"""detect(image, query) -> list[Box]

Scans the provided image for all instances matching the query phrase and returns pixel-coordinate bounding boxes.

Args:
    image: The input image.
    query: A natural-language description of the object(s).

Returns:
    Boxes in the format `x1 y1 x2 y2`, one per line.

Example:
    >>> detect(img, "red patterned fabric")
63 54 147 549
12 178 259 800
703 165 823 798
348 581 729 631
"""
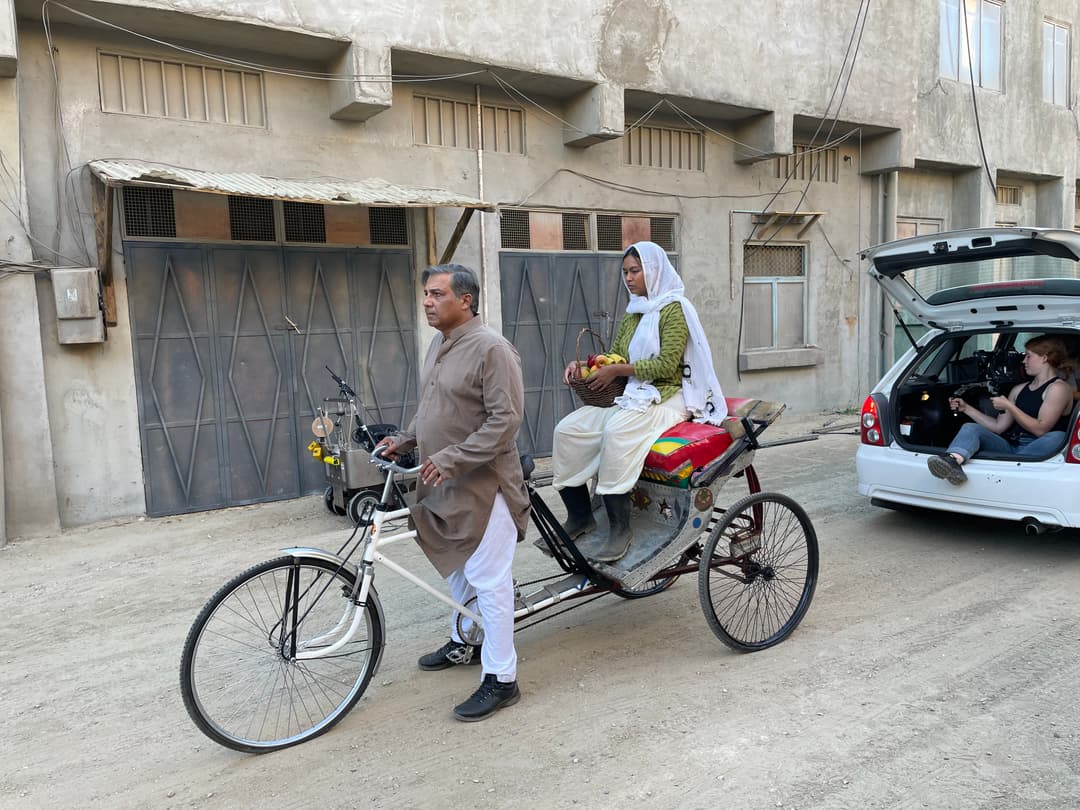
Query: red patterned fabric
638 398 756 486
644 422 734 475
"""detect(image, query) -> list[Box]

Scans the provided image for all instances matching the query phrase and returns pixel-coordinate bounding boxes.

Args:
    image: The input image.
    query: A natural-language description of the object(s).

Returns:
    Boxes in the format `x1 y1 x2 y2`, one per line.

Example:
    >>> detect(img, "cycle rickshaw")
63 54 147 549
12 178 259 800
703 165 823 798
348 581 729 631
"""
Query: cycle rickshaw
180 397 818 753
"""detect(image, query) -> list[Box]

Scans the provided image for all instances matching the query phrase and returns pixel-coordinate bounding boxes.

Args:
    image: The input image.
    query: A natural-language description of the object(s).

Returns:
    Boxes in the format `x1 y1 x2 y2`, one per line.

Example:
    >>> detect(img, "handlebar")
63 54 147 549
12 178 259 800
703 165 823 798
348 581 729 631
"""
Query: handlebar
325 365 357 399
371 444 423 476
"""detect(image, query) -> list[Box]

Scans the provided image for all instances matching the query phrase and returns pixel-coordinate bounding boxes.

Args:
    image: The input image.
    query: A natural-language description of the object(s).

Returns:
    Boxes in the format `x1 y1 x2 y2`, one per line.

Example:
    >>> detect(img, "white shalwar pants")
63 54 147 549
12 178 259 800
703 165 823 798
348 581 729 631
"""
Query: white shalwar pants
447 492 517 683
552 393 688 494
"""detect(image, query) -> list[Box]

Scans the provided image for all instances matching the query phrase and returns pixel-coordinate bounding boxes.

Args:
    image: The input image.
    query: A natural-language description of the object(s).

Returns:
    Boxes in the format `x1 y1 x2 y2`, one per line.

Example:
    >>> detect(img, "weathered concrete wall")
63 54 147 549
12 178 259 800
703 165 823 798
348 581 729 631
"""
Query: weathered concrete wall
0 79 61 541
9 0 1080 530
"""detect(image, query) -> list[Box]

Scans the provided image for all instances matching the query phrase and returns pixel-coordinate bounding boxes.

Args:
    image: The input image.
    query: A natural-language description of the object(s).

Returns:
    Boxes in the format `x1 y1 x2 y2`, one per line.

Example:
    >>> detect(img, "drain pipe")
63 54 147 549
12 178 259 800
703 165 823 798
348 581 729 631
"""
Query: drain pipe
475 84 489 323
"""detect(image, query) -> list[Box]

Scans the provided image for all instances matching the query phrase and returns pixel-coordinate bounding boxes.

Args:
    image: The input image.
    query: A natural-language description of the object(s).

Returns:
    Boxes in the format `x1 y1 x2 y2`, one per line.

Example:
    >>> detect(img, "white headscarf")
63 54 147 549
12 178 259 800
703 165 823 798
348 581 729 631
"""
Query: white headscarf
613 241 728 424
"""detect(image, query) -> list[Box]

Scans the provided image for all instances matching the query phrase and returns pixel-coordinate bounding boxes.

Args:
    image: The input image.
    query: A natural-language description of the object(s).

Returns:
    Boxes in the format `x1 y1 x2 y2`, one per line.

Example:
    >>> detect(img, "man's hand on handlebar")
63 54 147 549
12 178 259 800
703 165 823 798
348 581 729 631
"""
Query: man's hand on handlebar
373 437 401 461
418 459 445 487
373 438 443 485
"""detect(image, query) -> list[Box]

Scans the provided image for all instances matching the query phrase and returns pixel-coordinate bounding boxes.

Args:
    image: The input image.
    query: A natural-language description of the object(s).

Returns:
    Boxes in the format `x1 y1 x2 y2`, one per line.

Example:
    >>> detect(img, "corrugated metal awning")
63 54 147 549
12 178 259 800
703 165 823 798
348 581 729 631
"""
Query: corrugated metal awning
87 159 495 211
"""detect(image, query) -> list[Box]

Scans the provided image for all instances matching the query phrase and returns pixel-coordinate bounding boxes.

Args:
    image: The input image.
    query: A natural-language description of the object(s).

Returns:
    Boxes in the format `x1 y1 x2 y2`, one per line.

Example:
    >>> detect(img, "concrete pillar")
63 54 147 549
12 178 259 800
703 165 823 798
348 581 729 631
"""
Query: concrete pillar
1035 176 1067 228
0 79 62 542
563 83 624 148
951 168 996 228
328 41 393 122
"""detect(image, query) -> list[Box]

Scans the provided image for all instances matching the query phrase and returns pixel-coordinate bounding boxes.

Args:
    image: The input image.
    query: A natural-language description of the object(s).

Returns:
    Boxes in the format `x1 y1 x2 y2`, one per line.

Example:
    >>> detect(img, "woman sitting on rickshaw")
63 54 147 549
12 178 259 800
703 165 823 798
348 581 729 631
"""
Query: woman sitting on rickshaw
552 240 727 563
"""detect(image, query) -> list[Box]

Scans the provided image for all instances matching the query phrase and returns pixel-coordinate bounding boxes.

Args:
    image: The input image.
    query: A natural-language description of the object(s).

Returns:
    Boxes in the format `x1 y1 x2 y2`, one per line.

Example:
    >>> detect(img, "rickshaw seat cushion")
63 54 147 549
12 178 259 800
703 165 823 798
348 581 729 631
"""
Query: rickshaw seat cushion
642 422 734 485
641 398 765 486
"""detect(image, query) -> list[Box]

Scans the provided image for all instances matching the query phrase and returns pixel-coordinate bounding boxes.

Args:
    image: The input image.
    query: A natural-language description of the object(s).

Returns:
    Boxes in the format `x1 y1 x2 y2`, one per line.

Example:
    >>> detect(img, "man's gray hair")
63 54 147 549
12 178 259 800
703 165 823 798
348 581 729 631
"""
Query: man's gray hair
422 264 480 315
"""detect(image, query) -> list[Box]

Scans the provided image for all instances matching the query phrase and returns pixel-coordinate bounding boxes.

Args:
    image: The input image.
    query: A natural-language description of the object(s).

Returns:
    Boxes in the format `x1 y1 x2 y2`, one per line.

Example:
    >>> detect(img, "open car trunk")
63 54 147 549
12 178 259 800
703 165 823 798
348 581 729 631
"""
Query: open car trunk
887 329 1080 459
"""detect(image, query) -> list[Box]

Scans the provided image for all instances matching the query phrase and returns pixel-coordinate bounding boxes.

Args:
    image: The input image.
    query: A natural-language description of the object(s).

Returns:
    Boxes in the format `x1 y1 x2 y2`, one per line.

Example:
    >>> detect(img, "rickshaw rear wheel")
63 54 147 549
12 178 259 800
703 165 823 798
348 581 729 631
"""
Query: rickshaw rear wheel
697 492 818 651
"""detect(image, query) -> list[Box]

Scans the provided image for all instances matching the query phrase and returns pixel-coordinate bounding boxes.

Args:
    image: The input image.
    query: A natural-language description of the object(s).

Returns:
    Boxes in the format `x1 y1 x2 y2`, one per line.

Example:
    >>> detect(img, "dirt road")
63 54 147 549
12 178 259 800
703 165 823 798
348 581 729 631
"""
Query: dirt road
4 412 1079 809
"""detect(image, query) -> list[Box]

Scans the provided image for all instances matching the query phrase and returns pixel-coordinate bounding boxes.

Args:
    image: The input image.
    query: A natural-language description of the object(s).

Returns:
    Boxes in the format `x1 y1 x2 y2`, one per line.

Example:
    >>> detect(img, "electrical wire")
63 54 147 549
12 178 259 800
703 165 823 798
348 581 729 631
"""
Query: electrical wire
961 3 997 196
45 1 487 84
735 0 872 380
47 0 479 83
747 0 871 249
42 2 94 265
498 167 807 208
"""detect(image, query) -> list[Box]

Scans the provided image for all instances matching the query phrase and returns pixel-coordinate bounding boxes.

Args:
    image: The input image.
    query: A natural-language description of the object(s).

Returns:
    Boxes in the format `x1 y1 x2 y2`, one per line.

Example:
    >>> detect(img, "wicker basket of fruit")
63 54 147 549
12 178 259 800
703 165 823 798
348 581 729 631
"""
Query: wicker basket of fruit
568 328 627 408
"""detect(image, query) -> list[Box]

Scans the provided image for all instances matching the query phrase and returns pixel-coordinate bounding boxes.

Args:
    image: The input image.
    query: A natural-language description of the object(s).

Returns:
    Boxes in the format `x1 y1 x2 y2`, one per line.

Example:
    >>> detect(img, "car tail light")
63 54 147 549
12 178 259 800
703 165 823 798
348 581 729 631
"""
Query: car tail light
1066 422 1080 464
861 395 884 446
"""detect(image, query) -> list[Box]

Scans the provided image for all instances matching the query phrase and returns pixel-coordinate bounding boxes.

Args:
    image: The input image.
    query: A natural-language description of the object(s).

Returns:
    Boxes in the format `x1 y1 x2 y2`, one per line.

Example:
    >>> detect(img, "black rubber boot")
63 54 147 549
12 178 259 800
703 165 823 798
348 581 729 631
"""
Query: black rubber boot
592 493 633 563
558 484 597 540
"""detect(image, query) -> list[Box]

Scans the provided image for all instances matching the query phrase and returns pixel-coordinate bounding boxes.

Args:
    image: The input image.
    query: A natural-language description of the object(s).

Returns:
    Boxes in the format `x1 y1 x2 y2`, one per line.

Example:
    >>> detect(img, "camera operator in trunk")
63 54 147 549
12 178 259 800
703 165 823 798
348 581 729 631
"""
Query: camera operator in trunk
928 335 1076 485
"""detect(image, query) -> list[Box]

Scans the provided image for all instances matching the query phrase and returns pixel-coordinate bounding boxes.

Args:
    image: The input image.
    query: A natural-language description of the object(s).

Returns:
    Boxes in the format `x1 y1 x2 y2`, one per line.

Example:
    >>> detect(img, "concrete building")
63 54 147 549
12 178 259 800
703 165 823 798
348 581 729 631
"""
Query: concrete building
1 0 1077 540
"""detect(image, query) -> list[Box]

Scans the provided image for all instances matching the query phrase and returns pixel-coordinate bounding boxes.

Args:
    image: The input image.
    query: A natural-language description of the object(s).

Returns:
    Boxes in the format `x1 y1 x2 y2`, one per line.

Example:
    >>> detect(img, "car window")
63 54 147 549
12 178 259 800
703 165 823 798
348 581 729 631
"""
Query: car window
905 254 1080 306
957 332 997 358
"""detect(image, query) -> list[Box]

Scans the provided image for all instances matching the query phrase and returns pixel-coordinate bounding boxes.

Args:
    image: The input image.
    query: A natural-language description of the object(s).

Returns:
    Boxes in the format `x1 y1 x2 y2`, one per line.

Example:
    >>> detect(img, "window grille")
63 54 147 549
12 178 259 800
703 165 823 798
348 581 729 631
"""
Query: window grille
562 213 589 250
413 94 525 155
499 210 531 249
650 217 676 251
98 51 266 126
745 244 805 278
283 201 327 243
996 185 1022 205
742 244 807 350
625 125 704 171
775 144 839 183
596 215 623 251
122 186 176 238
228 196 276 241
369 207 409 245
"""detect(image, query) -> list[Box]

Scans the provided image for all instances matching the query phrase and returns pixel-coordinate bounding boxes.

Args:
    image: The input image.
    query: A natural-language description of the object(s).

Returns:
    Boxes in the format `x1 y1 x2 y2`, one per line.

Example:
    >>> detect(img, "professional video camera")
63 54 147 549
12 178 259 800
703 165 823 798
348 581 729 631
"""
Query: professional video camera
953 348 1026 403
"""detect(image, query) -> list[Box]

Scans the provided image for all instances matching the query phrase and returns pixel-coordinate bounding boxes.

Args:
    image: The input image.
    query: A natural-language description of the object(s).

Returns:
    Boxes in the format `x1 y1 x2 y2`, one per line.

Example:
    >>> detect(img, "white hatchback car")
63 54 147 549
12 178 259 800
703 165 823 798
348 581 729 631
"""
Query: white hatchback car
856 227 1080 533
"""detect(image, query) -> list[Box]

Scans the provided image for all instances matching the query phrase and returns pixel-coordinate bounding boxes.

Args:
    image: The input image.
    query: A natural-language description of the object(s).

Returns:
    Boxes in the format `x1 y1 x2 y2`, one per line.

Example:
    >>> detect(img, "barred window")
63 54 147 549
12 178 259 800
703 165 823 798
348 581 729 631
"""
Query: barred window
98 51 266 127
995 185 1022 205
624 125 704 171
775 144 839 183
412 95 525 155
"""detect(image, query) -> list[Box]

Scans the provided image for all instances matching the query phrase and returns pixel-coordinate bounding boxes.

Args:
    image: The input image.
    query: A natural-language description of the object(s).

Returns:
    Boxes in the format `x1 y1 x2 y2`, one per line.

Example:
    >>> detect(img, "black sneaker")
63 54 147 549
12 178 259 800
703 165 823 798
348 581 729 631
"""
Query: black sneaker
417 640 482 671
928 453 967 485
452 674 521 722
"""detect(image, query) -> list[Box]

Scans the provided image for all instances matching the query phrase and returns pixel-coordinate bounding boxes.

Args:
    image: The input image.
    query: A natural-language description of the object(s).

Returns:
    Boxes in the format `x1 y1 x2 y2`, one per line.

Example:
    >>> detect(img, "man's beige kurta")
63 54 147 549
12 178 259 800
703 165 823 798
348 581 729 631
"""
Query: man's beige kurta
392 316 530 577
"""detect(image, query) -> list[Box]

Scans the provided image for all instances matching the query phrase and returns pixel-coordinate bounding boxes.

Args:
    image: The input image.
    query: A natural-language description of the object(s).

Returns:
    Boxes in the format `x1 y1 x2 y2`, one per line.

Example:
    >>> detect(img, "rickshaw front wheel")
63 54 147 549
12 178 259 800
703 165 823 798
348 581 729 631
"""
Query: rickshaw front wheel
697 492 818 651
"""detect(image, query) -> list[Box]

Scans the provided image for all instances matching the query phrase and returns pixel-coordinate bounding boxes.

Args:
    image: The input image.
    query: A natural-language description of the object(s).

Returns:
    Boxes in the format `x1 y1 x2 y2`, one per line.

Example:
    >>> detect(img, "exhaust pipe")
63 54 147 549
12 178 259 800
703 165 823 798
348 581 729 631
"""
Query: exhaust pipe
1021 516 1048 536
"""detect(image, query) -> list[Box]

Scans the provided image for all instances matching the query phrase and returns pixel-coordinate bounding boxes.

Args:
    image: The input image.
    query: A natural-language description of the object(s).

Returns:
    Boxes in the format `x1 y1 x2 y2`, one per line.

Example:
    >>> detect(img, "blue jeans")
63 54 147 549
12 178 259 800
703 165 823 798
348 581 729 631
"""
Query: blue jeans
946 422 1066 462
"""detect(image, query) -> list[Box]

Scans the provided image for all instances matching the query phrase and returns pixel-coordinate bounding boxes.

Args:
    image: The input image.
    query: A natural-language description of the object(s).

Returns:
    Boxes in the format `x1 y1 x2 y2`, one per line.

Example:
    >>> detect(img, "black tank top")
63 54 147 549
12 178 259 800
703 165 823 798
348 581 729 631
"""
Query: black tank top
1012 378 1070 439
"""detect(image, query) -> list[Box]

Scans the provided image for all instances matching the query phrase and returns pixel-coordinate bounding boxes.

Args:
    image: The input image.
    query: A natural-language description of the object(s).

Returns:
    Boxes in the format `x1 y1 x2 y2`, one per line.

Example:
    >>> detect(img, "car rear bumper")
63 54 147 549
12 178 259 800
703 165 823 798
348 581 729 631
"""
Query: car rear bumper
856 443 1080 528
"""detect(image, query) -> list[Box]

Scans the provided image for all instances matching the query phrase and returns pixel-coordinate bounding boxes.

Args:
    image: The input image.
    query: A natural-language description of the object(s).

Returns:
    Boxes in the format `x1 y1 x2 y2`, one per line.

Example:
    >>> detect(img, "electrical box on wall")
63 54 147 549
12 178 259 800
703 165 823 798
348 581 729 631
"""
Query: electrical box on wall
51 268 105 344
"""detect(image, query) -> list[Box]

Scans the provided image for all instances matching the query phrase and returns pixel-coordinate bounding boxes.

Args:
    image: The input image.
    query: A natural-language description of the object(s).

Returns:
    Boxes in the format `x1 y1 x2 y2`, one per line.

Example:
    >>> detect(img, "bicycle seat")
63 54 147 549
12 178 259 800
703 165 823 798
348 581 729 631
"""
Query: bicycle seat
519 454 534 481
